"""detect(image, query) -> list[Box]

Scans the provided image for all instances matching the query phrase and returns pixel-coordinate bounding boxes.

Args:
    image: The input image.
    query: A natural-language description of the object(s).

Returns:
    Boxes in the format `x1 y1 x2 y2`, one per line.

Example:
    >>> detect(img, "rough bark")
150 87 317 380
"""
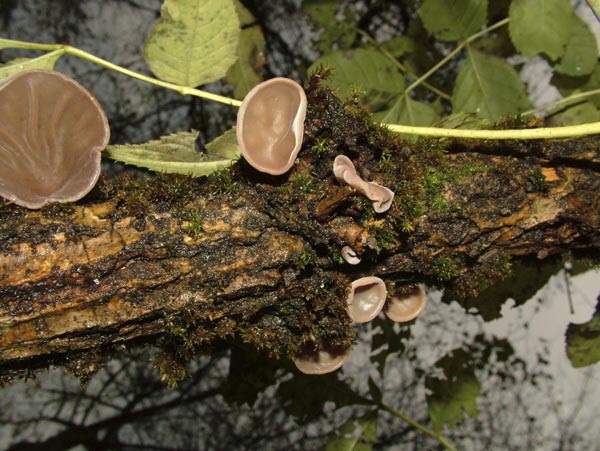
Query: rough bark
1 84 599 383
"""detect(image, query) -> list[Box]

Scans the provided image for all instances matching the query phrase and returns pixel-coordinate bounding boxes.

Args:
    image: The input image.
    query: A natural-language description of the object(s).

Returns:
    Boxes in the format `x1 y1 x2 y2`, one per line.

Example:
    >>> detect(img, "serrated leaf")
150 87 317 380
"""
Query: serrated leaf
433 112 494 130
304 0 357 53
553 65 600 108
308 48 404 111
374 94 439 126
566 299 600 368
549 101 600 126
277 373 365 422
143 0 240 87
554 15 598 77
509 0 575 60
418 0 487 41
0 50 63 79
379 36 416 58
325 411 378 451
224 0 265 99
104 128 240 177
452 48 531 120
425 348 481 432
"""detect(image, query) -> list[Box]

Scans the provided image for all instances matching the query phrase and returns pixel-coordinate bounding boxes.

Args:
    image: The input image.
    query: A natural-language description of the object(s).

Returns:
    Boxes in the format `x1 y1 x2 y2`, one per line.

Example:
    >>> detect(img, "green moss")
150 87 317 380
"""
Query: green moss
155 351 188 389
527 168 548 193
288 171 316 195
209 167 238 195
297 247 318 271
183 211 204 237
433 255 460 282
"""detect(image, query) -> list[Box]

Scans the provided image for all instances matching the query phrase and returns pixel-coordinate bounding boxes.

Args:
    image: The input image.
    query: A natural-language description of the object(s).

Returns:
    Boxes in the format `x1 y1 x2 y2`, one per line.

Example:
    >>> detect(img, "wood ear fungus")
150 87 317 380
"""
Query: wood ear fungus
386 285 427 322
346 276 387 323
236 77 307 175
0 70 109 209
333 155 394 213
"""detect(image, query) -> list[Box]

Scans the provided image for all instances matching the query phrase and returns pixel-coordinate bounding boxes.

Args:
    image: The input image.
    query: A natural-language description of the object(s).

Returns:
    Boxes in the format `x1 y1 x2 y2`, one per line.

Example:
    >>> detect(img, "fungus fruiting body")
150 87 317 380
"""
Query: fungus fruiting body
346 276 387 323
236 77 307 175
386 285 427 322
0 70 109 209
341 245 361 265
333 155 394 213
293 345 349 375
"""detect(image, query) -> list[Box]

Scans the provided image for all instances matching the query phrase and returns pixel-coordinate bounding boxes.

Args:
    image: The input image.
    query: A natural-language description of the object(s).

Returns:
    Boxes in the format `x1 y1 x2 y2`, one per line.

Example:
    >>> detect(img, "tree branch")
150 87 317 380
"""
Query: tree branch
1 83 599 383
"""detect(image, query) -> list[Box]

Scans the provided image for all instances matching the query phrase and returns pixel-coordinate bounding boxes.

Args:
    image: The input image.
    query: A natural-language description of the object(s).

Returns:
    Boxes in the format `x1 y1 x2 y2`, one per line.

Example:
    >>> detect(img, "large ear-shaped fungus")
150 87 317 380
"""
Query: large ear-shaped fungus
385 285 427 322
236 77 307 175
346 276 387 323
0 70 109 209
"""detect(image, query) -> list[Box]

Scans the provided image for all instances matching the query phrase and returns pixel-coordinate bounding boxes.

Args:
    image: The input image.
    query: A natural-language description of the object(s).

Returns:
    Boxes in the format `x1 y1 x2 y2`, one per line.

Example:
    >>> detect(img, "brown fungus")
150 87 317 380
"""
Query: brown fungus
236 77 307 175
333 155 394 213
346 276 387 323
0 70 109 209
293 344 349 375
385 285 427 322
341 245 361 265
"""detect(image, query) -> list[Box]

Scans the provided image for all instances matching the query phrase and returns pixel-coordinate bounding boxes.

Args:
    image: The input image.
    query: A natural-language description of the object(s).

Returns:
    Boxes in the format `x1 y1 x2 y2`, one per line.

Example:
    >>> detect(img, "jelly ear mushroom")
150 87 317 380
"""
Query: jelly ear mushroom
0 70 109 209
346 276 387 323
341 245 361 265
386 285 427 322
293 344 349 375
237 77 307 175
333 155 394 213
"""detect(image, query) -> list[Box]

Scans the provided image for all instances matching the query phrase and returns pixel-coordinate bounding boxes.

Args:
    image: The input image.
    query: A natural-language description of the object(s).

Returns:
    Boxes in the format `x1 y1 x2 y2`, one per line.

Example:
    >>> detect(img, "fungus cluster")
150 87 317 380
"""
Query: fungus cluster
237 78 422 375
0 70 109 209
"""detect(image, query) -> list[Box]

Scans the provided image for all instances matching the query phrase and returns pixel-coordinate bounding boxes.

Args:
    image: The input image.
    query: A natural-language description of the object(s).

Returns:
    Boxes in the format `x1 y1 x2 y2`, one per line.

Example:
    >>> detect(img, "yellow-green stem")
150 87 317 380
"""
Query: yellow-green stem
383 120 600 139
404 18 509 95
0 38 242 107
377 401 457 451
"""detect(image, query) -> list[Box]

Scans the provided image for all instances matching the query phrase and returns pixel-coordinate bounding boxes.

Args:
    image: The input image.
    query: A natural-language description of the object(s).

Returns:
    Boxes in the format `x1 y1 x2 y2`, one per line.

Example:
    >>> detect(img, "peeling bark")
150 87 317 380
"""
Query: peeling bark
1 86 599 382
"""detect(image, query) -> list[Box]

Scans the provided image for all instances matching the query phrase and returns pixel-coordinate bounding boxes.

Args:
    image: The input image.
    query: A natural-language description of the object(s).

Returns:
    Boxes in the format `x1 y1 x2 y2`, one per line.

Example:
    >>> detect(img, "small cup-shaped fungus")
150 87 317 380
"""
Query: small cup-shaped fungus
237 77 307 175
0 70 109 209
293 344 350 375
333 155 394 213
347 276 387 323
341 245 361 265
385 285 427 322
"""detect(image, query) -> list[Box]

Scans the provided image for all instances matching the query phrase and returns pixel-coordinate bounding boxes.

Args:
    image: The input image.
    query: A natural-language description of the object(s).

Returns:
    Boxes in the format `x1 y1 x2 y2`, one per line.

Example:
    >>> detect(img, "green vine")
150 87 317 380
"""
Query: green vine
2 31 599 141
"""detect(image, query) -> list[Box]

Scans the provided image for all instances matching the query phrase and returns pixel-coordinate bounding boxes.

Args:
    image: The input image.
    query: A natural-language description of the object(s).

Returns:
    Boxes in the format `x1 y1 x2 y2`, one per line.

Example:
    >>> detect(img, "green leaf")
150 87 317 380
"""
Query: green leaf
325 411 378 451
554 15 598 77
0 50 63 79
307 48 404 111
553 65 600 108
374 94 439 126
418 0 487 41
277 373 365 421
104 128 240 176
452 48 531 120
143 0 240 87
433 112 494 130
566 299 600 368
425 348 482 432
549 101 600 126
303 0 357 53
508 0 575 60
379 36 416 58
224 0 265 99
587 0 600 19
